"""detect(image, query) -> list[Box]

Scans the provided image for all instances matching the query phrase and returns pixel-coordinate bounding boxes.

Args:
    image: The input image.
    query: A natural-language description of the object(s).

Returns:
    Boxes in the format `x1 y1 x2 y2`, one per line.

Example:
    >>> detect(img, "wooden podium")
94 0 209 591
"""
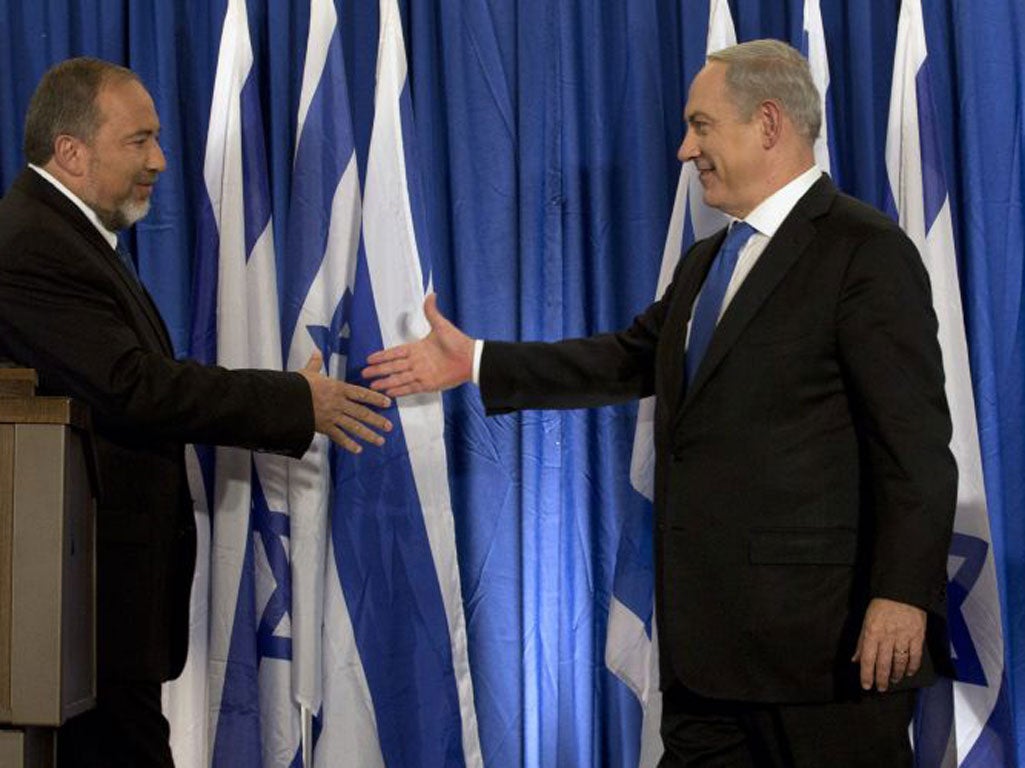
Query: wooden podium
0 370 97 768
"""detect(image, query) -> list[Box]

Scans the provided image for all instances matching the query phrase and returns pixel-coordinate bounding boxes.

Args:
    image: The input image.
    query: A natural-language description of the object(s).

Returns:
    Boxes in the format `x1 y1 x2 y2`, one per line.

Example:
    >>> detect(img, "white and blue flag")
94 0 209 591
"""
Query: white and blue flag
176 0 303 765
282 0 375 763
800 0 839 180
885 1 1013 765
606 2 735 766
283 0 483 764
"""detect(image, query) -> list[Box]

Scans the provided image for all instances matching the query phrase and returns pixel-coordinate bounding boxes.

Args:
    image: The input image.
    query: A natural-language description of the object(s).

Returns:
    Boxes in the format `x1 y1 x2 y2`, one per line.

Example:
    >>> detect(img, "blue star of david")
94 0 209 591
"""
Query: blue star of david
946 532 988 686
306 288 353 372
251 463 293 662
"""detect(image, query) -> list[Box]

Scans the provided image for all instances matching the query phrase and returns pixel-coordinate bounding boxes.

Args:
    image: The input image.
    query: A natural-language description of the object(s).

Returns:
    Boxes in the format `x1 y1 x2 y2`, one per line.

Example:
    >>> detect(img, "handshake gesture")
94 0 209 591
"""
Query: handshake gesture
302 295 465 454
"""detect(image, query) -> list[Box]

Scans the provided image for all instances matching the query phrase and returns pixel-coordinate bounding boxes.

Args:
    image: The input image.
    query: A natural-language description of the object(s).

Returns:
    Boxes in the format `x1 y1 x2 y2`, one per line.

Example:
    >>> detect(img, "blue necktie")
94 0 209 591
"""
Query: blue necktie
684 221 756 385
115 237 141 284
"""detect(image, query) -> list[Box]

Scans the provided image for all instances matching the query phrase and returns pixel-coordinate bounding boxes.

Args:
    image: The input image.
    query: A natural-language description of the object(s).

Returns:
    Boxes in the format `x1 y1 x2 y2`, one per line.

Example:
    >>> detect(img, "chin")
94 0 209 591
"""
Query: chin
120 199 152 228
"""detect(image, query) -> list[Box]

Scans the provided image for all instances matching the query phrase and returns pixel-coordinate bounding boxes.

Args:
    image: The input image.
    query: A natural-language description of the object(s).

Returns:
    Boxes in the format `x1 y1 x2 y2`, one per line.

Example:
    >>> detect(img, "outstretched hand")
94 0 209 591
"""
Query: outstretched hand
362 294 474 397
298 352 393 454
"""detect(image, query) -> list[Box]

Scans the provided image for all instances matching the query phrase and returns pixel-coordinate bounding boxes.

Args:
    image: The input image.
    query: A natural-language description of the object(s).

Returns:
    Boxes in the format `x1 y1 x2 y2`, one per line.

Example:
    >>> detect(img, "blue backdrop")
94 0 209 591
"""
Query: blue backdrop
1 0 1022 765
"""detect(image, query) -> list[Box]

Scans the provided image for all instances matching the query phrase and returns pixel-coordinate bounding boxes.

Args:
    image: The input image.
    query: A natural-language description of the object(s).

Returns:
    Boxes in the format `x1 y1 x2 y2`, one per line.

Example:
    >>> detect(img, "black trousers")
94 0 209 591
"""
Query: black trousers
57 680 174 768
658 683 916 768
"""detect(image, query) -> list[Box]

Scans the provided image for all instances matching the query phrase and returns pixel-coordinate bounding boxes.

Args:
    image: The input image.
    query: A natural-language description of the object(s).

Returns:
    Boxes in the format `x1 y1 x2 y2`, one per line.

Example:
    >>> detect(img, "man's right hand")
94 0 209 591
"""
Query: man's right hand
298 352 393 454
362 294 474 397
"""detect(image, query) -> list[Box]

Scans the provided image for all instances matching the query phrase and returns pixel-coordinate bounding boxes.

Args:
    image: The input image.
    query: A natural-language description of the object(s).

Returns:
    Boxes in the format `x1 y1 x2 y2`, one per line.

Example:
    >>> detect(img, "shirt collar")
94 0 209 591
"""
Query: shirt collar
29 164 120 250
738 165 823 238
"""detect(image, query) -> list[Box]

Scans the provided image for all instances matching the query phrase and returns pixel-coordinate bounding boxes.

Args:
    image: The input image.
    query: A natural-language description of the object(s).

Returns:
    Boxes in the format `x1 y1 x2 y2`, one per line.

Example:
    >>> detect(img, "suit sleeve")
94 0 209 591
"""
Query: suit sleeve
0 236 314 457
836 230 957 616
478 274 679 415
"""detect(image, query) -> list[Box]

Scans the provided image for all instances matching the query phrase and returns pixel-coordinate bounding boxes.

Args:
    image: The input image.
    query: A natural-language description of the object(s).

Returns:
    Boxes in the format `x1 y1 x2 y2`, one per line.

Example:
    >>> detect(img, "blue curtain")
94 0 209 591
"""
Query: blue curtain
1 0 1022 765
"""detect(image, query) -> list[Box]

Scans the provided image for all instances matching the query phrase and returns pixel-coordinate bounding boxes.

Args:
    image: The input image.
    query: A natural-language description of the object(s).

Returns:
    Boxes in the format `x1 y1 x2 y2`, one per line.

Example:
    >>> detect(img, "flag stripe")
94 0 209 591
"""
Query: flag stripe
281 29 358 353
241 74 273 259
914 63 946 234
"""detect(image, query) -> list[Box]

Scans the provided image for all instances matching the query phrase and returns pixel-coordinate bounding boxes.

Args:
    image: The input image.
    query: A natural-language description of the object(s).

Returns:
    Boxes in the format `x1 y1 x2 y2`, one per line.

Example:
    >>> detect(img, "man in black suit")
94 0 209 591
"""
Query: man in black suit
364 40 957 766
0 58 393 767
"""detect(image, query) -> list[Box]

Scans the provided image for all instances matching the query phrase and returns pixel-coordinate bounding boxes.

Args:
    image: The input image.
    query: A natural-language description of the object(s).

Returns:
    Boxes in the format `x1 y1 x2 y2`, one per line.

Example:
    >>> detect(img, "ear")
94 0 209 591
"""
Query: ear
50 134 88 178
759 100 783 149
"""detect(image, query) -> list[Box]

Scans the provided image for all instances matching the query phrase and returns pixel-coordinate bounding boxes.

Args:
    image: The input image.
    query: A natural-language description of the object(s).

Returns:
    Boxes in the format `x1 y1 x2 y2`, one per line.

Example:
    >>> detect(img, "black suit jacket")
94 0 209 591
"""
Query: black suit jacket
479 176 957 702
0 169 315 683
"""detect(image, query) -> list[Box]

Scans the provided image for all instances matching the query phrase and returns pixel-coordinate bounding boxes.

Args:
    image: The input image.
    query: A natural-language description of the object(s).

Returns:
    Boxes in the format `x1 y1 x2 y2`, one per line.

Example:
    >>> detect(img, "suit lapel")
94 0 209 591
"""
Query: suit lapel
17 170 175 356
676 177 837 422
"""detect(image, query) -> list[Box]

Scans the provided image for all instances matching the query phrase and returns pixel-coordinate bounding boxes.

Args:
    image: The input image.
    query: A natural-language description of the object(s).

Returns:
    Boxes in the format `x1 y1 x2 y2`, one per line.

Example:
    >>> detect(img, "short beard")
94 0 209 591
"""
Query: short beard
96 198 151 232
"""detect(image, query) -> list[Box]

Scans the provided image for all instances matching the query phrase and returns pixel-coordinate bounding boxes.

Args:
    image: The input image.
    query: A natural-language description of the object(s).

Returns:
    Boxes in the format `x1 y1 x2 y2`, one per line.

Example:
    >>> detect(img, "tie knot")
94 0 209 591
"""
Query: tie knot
722 221 756 256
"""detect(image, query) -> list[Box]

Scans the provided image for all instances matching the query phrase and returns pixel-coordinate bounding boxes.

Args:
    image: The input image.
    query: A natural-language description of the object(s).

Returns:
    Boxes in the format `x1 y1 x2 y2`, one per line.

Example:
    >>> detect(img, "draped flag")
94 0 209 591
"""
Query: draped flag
308 0 483 765
162 448 212 768
181 0 303 764
605 2 735 766
282 0 374 763
885 1 1013 765
800 0 840 180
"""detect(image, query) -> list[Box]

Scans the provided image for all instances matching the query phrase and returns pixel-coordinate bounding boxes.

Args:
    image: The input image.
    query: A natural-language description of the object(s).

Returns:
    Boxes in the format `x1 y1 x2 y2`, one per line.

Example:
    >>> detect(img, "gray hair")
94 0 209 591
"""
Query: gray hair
707 39 822 143
23 57 140 165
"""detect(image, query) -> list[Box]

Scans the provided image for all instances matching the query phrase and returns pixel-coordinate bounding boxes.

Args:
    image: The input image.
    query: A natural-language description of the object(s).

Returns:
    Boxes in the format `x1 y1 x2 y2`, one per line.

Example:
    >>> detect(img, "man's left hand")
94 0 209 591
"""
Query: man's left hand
851 597 927 692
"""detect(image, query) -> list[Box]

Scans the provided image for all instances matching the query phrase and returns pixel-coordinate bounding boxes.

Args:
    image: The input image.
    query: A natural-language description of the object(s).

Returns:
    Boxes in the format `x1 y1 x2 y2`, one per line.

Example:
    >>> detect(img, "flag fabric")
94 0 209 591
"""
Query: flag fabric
884 1 1014 765
161 447 212 768
281 0 373 762
304 0 483 765
800 0 840 181
606 2 736 766
180 0 303 764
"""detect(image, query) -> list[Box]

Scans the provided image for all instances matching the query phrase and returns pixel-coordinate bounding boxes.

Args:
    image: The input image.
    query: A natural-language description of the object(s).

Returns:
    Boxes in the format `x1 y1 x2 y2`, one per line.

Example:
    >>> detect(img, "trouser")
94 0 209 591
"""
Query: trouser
658 682 916 768
57 680 174 768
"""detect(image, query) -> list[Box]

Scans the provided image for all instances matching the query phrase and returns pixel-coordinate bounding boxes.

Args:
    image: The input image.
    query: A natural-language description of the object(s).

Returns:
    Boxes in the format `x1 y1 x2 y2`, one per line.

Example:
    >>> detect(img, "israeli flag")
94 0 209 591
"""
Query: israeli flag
282 0 374 763
182 0 302 764
161 447 211 768
885 1 1013 765
309 0 483 765
605 2 735 766
800 0 839 180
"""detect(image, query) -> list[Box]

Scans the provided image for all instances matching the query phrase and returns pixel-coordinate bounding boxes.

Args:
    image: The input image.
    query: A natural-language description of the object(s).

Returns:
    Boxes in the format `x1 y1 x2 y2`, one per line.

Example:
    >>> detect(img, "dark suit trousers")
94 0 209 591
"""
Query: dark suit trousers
57 681 174 768
659 683 915 768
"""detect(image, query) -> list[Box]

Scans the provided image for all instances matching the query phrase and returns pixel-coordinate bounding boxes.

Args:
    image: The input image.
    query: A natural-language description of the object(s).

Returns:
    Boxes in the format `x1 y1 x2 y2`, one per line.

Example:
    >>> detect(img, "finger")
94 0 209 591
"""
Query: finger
362 358 412 380
335 414 386 447
424 293 445 329
341 400 393 432
371 380 429 398
365 346 411 366
303 350 325 374
858 637 877 690
890 649 909 683
906 639 924 678
874 641 895 692
342 382 392 410
326 425 362 454
367 372 421 395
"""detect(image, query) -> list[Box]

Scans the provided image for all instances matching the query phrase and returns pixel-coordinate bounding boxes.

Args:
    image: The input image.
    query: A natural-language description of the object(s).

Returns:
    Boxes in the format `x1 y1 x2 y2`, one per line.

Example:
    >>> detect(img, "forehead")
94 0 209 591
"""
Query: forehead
94 78 159 134
685 62 735 118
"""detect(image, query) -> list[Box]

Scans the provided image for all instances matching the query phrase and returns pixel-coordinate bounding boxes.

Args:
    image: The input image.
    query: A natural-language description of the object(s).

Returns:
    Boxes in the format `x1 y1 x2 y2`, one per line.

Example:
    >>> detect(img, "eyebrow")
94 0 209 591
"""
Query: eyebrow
686 111 713 124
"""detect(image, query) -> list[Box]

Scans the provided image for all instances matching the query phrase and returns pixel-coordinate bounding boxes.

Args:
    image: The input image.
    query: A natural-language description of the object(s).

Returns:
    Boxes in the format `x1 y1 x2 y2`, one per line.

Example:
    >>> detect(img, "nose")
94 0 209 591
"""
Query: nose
149 138 167 173
678 126 698 163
